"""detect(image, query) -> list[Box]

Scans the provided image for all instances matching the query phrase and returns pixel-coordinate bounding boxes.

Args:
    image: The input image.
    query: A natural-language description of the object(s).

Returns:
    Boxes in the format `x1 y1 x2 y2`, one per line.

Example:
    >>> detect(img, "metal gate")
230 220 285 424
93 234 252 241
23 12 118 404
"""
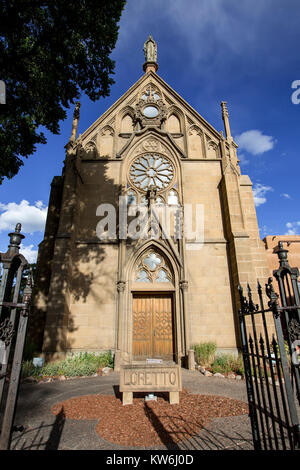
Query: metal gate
0 224 32 450
238 242 300 450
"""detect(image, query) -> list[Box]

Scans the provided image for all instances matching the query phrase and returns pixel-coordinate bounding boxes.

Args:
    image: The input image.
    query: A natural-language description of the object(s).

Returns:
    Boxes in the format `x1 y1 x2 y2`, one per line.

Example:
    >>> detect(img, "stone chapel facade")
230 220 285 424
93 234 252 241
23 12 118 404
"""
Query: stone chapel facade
33 37 270 369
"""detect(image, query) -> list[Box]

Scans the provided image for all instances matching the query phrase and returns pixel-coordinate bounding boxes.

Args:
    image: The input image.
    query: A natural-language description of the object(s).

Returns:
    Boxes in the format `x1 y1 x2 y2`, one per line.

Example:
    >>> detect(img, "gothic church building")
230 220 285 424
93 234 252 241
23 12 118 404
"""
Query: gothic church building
34 37 270 369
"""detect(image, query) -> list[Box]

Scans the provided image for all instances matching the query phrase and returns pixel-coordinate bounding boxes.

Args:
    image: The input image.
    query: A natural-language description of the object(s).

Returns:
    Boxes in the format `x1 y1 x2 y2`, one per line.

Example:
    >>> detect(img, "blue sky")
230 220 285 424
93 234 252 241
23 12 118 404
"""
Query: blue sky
1 0 300 261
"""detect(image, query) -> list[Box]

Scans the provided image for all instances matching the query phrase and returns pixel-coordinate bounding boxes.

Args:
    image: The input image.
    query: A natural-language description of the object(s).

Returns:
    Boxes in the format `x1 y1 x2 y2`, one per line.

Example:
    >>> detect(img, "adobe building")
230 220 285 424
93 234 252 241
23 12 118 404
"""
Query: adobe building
33 37 270 369
263 235 300 293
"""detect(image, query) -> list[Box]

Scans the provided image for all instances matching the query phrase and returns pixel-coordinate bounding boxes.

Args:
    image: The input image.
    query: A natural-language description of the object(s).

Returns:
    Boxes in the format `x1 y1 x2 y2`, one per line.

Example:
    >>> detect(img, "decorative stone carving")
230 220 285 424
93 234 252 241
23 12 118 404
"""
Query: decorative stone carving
141 84 160 102
180 280 188 291
117 280 126 292
143 138 160 152
134 85 166 129
101 125 114 137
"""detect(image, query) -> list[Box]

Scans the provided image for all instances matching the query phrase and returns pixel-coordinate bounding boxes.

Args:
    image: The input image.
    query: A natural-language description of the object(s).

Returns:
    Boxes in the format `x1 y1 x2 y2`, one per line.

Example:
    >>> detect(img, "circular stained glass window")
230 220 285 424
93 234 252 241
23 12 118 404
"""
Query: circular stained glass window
129 154 174 192
143 106 159 118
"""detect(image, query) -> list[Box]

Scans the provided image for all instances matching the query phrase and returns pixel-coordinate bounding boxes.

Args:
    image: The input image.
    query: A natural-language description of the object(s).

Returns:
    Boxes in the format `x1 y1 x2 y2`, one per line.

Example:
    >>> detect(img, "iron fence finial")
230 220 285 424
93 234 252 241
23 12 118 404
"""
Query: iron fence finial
8 223 25 253
275 241 289 268
257 279 262 292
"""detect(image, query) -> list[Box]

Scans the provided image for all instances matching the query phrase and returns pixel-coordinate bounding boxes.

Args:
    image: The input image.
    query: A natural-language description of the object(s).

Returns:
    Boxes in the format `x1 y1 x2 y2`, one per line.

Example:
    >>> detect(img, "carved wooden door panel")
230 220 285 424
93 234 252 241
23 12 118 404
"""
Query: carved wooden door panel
132 294 174 359
152 295 173 358
132 295 152 358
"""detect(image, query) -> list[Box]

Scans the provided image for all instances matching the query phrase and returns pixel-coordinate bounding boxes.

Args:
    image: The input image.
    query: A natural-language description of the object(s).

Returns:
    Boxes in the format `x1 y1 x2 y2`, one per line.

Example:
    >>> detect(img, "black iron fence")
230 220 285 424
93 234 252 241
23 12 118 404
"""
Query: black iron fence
0 224 32 450
238 242 300 450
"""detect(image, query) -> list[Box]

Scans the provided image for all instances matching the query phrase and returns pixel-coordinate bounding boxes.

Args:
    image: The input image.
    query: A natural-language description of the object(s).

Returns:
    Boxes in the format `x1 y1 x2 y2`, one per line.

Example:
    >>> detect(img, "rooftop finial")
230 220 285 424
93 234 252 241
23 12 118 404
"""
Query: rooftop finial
143 35 158 73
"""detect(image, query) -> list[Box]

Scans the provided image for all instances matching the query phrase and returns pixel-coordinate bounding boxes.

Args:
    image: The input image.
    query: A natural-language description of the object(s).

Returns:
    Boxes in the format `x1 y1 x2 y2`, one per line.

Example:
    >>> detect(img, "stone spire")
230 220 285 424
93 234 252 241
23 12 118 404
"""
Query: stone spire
143 35 158 73
221 101 233 142
69 101 81 142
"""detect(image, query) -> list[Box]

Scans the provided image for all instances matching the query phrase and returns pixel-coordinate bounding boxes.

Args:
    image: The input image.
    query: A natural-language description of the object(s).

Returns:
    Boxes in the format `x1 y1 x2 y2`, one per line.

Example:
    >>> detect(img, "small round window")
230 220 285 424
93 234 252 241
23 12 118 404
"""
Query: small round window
143 106 159 118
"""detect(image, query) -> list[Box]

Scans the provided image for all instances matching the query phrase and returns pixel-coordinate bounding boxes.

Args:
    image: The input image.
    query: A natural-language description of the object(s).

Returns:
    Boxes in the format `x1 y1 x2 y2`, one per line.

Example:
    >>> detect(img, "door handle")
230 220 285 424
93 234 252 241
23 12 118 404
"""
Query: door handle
153 328 156 337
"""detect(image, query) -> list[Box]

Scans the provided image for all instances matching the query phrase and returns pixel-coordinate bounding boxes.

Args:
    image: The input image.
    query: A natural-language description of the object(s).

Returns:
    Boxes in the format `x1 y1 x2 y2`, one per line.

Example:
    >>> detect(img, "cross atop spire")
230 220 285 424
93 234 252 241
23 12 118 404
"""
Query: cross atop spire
143 35 158 73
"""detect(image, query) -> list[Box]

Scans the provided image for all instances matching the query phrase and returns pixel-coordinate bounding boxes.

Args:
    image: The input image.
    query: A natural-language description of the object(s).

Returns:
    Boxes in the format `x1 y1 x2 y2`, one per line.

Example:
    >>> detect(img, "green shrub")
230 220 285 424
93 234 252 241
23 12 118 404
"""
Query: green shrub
192 342 217 367
211 353 244 376
21 351 114 379
211 364 225 375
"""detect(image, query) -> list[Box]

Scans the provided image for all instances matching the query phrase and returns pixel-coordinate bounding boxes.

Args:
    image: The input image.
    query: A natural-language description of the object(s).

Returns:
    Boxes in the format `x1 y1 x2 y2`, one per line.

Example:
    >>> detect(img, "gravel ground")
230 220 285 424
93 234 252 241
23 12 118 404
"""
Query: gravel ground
7 369 254 450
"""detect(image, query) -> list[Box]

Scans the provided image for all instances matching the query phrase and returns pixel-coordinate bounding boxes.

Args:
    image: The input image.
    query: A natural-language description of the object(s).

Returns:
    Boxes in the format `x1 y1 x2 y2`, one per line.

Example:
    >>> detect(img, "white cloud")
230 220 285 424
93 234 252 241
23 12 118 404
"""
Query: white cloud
281 193 291 200
253 183 273 207
285 221 300 236
235 130 275 156
0 200 47 233
20 244 38 263
238 153 249 165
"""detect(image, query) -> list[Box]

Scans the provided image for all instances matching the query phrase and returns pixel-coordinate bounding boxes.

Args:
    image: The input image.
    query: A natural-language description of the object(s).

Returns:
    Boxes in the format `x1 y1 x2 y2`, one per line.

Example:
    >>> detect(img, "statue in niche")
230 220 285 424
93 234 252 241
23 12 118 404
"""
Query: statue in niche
143 35 157 63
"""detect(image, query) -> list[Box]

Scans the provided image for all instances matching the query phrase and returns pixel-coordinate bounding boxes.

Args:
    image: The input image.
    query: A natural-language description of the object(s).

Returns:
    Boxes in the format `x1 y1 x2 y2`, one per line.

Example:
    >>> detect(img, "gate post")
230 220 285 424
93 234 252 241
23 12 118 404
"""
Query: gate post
266 277 300 449
0 272 33 450
238 286 261 450
0 224 32 450
273 242 300 406
0 224 27 408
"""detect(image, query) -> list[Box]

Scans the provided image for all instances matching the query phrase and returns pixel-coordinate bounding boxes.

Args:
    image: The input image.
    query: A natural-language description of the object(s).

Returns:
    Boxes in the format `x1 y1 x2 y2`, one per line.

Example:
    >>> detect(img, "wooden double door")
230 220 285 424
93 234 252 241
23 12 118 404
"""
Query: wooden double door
132 293 174 360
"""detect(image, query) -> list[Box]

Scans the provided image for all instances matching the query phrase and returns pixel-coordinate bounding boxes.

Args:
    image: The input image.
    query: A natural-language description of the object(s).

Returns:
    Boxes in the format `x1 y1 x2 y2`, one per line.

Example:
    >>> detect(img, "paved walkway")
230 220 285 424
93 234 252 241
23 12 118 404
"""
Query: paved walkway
9 370 253 450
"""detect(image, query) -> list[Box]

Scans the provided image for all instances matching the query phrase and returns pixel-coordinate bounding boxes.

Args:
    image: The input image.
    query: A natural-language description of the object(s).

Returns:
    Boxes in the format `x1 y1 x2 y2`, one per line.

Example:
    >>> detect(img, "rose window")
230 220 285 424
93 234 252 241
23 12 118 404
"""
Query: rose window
129 154 174 191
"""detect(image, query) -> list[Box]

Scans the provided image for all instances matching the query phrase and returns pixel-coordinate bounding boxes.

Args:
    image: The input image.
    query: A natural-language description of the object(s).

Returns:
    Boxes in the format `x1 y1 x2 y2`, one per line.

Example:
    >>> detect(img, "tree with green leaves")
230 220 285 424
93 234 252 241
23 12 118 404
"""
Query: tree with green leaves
0 0 126 183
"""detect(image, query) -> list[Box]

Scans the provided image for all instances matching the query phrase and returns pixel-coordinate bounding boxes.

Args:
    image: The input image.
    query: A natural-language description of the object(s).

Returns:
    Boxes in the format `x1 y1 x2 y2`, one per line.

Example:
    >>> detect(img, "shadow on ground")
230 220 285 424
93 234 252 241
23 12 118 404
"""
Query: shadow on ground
8 371 253 450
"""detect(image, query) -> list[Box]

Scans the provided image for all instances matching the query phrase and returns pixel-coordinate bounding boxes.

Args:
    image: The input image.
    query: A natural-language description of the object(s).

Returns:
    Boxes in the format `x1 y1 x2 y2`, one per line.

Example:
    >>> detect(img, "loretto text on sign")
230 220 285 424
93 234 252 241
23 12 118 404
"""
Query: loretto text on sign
120 365 182 392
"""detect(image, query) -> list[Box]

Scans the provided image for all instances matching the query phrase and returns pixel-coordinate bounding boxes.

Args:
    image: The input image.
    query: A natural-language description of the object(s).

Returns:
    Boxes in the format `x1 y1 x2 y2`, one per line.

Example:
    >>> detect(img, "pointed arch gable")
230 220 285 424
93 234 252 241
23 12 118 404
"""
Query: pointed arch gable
125 239 180 286
119 105 135 120
121 129 183 166
116 126 187 160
